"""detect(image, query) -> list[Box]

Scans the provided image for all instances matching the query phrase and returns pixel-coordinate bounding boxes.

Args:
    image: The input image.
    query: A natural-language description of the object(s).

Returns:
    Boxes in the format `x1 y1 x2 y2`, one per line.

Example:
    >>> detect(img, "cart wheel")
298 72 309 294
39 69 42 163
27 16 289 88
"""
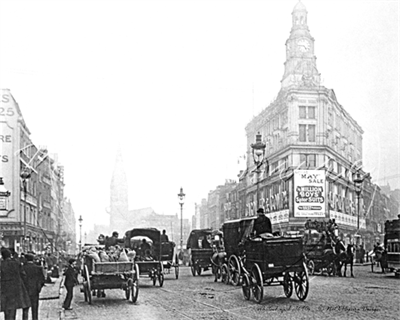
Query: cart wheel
294 264 309 301
307 260 315 276
221 264 229 284
251 264 264 304
84 266 92 305
130 275 139 303
158 273 164 287
326 262 334 276
241 273 251 300
191 261 196 276
196 265 202 276
283 272 293 298
229 255 241 286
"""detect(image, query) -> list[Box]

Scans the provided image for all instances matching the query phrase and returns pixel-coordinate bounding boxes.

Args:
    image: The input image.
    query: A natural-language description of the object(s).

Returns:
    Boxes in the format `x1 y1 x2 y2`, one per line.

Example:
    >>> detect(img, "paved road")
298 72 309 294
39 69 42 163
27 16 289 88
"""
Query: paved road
60 264 399 320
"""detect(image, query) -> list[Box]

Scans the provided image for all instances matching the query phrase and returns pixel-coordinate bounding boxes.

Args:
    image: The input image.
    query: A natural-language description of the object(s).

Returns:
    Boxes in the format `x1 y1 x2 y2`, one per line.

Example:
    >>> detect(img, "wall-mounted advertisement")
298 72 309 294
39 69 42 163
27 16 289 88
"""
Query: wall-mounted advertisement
294 170 326 218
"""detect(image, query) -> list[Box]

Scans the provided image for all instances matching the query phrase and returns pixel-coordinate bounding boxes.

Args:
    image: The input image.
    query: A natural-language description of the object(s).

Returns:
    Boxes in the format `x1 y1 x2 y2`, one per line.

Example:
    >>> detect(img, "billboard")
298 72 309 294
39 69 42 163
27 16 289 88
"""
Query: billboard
294 170 326 218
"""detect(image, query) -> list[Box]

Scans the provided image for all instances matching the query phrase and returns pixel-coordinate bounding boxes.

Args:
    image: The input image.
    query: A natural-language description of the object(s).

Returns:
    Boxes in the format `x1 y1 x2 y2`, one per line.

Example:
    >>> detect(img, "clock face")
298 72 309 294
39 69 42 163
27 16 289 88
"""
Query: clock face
297 39 310 52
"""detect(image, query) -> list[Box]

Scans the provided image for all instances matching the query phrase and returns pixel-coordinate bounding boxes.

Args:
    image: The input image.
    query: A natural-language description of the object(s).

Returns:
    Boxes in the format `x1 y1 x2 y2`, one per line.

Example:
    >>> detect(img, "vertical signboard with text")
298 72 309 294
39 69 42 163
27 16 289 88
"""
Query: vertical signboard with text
294 170 326 218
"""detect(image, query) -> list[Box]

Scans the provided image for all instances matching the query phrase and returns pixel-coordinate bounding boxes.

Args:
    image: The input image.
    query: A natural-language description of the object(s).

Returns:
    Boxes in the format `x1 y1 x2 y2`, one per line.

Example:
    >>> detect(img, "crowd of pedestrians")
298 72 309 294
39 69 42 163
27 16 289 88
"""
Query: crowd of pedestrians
0 247 79 320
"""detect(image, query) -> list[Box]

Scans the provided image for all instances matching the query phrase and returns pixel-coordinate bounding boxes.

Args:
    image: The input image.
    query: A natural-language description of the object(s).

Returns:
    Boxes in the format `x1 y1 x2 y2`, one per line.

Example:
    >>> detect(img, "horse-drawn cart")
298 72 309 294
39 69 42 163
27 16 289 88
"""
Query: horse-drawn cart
124 228 165 287
81 257 139 304
161 241 179 279
241 234 310 303
187 229 214 276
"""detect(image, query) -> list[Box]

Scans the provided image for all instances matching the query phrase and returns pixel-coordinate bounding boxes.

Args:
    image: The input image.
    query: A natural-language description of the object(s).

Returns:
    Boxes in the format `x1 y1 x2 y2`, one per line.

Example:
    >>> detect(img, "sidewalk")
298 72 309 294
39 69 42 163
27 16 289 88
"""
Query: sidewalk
0 276 63 320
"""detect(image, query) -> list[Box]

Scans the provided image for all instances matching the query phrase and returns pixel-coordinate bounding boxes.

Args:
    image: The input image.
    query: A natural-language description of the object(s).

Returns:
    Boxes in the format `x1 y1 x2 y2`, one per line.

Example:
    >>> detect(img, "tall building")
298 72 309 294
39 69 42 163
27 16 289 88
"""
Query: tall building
244 1 365 245
109 148 129 233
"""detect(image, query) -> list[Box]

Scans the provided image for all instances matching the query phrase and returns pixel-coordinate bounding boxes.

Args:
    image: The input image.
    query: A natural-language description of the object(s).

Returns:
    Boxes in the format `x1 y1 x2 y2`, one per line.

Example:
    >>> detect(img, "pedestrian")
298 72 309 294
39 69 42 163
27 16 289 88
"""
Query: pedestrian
22 253 45 320
253 208 272 237
62 258 78 311
160 230 169 242
1 248 31 320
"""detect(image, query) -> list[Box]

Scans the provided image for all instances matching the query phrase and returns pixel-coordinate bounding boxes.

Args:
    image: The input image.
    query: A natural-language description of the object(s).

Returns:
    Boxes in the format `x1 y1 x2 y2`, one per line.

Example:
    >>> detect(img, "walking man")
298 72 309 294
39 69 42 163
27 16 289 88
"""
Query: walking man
62 258 78 311
22 254 45 320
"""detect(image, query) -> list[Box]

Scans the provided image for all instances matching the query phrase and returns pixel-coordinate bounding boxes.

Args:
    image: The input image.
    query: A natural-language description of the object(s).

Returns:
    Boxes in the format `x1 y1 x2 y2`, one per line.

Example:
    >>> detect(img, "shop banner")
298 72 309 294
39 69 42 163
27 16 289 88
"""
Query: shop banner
294 170 326 217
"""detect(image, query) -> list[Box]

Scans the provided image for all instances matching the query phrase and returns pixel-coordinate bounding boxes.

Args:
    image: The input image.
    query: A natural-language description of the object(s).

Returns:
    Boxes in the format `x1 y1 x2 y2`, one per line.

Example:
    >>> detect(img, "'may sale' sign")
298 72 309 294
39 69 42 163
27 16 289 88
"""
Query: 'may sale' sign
294 170 326 218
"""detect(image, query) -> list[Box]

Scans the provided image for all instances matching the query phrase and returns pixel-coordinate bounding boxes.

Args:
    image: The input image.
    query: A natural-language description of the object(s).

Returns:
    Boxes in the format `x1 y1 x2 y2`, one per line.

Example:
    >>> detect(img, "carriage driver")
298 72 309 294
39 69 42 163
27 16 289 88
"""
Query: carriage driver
253 208 273 238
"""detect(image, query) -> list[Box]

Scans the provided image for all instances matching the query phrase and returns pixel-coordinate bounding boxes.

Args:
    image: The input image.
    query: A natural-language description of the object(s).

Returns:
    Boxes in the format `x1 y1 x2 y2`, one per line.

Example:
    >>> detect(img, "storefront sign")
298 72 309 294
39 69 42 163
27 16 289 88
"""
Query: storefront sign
294 170 326 217
329 210 366 229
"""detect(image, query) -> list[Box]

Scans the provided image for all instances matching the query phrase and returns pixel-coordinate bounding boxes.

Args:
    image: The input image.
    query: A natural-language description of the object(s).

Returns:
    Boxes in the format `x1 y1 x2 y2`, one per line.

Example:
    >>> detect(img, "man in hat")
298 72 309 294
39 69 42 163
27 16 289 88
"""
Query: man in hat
22 254 45 320
62 258 78 311
253 208 272 237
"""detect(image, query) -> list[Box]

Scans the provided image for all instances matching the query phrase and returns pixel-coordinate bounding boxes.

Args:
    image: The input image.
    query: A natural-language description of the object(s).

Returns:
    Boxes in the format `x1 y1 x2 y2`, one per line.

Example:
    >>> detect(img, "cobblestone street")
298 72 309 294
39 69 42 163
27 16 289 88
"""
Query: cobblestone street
59 264 399 320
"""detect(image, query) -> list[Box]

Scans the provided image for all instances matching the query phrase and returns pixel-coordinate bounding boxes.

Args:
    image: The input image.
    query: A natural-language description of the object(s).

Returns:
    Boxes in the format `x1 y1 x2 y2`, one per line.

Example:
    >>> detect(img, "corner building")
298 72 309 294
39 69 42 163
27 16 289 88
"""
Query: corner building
243 2 370 246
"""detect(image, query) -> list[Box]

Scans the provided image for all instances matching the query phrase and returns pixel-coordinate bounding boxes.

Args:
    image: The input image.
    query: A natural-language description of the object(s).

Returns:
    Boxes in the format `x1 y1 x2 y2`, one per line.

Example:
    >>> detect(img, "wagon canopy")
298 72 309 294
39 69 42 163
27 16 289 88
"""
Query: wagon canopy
222 216 257 249
124 228 161 259
186 228 214 249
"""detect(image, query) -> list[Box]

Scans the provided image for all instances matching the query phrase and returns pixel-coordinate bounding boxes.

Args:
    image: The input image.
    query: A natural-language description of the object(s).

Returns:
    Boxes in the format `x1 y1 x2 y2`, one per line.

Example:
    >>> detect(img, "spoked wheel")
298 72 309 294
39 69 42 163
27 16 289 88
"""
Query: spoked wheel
293 264 309 301
158 273 164 287
307 260 315 276
251 264 264 304
283 272 293 298
125 278 132 300
221 264 229 284
242 273 251 300
326 262 334 276
229 255 241 286
84 265 92 304
130 264 139 303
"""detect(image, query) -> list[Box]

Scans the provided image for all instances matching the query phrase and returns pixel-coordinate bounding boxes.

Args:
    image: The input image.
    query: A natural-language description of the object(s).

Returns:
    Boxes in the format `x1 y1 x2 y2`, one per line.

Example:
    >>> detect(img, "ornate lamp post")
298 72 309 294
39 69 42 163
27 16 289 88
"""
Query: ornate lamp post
178 187 185 259
250 132 266 212
20 169 32 252
78 215 83 252
353 170 366 245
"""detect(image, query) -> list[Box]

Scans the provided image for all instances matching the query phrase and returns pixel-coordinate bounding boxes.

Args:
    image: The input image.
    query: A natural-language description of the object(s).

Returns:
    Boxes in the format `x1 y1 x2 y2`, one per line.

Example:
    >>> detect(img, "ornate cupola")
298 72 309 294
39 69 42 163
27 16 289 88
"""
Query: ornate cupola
281 1 321 88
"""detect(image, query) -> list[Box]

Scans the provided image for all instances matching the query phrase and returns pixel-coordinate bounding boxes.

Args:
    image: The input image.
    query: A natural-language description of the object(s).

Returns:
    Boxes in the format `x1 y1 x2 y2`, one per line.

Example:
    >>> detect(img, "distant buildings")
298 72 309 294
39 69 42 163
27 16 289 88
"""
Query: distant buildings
0 89 76 254
195 2 399 251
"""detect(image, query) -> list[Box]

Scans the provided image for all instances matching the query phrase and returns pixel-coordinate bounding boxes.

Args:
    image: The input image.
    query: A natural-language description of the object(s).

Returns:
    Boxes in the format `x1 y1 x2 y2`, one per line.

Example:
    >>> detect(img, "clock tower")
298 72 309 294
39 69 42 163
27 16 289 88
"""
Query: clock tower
281 1 321 88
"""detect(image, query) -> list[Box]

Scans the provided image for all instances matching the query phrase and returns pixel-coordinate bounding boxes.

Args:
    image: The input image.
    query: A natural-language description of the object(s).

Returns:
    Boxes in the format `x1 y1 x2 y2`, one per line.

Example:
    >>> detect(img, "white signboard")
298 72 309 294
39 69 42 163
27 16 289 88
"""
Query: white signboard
294 170 326 218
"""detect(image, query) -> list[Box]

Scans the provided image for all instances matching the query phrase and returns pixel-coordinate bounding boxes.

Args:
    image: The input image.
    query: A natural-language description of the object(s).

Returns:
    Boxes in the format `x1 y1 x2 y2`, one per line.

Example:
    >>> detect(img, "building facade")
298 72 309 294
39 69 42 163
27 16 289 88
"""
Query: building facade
197 3 398 252
0 89 75 254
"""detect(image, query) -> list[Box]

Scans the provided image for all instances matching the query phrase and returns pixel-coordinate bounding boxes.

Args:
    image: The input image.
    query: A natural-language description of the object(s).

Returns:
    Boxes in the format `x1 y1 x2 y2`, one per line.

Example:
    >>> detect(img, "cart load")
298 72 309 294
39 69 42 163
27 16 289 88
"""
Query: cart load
80 244 139 304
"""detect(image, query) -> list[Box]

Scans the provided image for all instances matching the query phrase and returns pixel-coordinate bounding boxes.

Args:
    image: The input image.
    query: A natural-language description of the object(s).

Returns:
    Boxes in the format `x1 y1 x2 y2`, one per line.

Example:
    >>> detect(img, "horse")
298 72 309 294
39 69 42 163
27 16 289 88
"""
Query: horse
341 244 355 277
334 240 354 277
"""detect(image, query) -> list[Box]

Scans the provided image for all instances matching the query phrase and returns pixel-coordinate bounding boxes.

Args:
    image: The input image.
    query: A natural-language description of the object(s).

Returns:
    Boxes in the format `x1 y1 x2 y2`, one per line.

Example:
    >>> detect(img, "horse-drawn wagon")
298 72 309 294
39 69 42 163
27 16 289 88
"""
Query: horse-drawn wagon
241 231 310 303
187 228 215 276
124 228 165 286
81 244 139 304
160 240 179 279
303 221 337 276
221 216 256 285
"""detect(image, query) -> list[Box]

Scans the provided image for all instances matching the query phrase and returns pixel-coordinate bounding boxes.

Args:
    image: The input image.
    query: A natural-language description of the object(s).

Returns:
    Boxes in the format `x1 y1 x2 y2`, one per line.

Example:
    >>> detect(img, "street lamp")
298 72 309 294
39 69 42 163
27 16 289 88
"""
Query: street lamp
78 215 83 252
353 170 366 243
250 132 266 212
20 168 32 252
178 187 185 259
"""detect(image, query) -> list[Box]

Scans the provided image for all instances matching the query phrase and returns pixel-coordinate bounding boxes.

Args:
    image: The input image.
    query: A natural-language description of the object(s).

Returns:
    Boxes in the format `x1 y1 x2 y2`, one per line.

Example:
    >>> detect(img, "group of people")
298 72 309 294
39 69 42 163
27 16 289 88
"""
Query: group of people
1 247 79 320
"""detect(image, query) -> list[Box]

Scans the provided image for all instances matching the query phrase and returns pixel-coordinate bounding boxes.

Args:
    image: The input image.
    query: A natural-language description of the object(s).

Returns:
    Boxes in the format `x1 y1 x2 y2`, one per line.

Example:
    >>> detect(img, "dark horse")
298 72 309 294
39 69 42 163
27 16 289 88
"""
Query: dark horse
334 241 354 277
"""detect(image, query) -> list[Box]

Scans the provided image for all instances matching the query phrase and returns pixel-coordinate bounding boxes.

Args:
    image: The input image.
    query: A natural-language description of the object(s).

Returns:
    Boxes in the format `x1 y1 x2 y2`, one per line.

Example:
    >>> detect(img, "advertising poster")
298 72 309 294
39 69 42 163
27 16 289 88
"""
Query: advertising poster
294 170 326 217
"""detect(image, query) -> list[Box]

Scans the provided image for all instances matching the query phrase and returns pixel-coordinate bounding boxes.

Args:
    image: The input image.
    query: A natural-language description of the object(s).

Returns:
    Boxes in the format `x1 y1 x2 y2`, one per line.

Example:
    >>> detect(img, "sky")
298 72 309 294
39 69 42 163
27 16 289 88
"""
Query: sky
0 0 398 237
